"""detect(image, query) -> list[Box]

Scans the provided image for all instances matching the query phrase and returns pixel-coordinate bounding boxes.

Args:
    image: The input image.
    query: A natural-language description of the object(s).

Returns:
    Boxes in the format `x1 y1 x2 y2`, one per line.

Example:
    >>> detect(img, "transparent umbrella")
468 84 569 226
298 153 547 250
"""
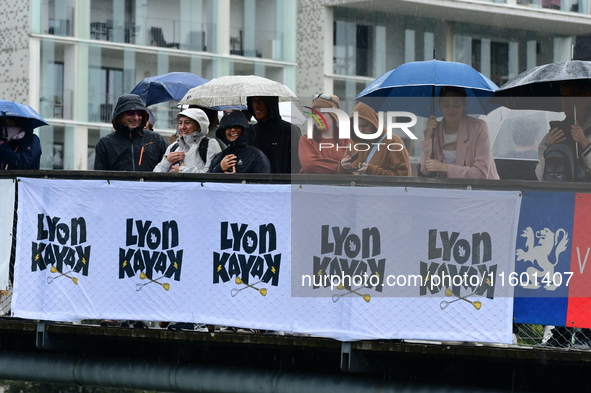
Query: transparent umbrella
484 107 565 180
485 107 564 159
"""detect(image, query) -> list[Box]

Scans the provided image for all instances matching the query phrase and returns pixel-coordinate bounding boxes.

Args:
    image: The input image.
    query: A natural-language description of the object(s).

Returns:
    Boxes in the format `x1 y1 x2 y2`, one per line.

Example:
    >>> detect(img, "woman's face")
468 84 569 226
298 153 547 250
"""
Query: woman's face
178 116 200 136
225 126 243 142
439 94 466 123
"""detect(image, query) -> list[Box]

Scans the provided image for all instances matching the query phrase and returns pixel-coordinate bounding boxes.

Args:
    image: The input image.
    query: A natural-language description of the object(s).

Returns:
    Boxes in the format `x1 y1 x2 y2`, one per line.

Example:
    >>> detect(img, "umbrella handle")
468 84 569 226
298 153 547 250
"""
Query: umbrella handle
431 132 435 159
430 87 435 159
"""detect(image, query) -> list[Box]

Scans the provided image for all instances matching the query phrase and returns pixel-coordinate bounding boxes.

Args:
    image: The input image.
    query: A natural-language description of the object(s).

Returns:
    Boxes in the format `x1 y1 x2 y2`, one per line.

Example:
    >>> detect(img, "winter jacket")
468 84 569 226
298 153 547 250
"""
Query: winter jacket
209 111 271 174
153 108 221 173
0 131 42 170
419 115 499 179
337 102 411 176
94 94 167 171
247 96 301 174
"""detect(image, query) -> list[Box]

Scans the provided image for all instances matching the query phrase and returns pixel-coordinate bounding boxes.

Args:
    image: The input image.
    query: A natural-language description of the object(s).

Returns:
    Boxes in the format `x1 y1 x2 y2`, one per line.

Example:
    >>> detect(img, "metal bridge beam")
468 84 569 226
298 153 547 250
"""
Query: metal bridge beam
0 351 507 393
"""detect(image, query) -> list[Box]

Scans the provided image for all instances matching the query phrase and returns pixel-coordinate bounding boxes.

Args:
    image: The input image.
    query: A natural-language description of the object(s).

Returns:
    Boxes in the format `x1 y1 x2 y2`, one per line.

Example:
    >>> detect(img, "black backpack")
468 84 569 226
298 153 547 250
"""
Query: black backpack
543 142 589 182
171 137 210 163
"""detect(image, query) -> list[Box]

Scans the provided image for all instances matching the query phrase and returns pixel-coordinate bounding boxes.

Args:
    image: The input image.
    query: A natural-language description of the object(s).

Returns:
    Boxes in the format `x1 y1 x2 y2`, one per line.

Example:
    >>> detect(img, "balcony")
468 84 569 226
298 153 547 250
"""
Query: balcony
90 21 138 44
40 90 73 120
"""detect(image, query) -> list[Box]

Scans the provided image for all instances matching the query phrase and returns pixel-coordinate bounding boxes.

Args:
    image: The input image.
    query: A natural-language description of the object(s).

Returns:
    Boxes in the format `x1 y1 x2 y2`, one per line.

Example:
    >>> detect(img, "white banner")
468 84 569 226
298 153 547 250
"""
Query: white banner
0 179 15 294
291 185 521 343
12 178 521 343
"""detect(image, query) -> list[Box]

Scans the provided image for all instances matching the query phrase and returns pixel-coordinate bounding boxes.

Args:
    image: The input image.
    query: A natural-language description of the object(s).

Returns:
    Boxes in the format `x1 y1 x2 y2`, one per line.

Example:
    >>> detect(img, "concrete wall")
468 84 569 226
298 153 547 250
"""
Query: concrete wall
0 0 30 103
296 0 328 97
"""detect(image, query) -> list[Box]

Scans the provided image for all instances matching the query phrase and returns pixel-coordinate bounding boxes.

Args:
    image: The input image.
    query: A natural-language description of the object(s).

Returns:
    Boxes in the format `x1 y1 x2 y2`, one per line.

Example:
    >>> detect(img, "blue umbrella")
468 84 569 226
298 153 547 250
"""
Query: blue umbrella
130 72 209 106
355 60 499 117
0 100 48 130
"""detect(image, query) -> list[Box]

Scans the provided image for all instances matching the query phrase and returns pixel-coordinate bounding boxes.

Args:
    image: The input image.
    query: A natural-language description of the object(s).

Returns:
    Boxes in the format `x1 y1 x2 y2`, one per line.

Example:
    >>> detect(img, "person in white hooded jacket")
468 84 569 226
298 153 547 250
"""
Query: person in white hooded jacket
153 108 221 173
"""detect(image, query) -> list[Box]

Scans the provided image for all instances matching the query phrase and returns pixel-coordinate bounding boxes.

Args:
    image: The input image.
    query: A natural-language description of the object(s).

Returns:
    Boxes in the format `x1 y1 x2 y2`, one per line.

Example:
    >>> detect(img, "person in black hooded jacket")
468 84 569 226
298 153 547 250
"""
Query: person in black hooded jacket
247 96 301 174
0 118 42 170
94 94 167 171
208 111 270 174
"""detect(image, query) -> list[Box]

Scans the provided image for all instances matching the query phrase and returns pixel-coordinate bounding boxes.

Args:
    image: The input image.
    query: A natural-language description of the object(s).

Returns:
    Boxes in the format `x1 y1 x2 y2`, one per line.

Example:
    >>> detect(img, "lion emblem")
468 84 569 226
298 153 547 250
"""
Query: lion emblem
515 227 569 291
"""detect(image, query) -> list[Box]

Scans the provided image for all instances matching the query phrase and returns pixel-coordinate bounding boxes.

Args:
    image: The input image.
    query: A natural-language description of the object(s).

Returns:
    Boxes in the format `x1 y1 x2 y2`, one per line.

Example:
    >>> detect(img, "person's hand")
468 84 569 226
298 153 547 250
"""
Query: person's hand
425 115 437 140
170 162 185 173
571 124 590 148
425 158 447 173
166 151 185 164
352 163 368 175
547 127 566 145
221 154 237 173
340 155 354 170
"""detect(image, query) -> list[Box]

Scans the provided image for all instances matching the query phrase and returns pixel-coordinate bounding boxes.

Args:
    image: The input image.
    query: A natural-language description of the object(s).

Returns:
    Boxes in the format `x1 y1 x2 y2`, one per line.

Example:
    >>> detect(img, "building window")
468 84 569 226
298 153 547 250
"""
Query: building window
491 42 509 86
40 62 65 119
90 0 138 44
44 0 75 36
99 68 124 123
333 21 373 77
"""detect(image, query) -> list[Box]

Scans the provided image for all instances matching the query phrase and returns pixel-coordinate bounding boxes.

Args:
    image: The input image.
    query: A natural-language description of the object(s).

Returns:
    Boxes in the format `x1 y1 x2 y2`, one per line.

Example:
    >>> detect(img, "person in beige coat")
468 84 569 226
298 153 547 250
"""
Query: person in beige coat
338 102 411 176
419 86 499 179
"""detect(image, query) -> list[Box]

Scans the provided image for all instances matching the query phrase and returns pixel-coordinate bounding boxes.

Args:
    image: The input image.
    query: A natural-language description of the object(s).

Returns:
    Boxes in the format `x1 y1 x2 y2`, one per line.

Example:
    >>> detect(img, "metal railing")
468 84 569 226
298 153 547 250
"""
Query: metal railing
2 170 591 351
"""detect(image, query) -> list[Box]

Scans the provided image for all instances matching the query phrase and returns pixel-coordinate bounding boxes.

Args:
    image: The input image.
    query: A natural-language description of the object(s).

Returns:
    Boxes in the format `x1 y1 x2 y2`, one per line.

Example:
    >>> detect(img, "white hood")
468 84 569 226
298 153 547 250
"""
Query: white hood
175 108 210 148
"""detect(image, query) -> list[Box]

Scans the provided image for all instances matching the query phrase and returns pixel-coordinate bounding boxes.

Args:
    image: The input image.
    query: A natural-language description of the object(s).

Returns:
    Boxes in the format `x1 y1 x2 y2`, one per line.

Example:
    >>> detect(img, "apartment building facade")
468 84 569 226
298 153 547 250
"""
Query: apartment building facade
2 0 296 170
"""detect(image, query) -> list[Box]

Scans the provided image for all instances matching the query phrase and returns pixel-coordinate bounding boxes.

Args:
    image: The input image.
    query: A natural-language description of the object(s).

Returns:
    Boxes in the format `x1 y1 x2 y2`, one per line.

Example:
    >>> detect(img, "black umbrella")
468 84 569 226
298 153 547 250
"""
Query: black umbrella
490 60 591 111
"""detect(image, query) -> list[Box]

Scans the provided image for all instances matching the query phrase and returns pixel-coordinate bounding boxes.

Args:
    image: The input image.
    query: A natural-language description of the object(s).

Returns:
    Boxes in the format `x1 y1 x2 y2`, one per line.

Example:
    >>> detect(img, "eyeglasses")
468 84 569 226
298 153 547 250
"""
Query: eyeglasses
126 110 144 117
313 93 336 103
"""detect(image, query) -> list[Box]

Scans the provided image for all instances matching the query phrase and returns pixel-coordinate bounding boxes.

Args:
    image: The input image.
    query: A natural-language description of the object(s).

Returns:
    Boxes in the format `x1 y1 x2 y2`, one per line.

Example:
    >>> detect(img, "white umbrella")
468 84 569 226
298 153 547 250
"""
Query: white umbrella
179 75 298 107
483 107 564 160
279 102 306 125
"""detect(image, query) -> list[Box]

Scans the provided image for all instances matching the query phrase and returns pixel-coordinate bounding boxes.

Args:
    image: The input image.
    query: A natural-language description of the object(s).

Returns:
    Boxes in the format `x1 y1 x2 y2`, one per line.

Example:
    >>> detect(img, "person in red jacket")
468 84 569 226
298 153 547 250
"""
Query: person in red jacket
298 93 349 174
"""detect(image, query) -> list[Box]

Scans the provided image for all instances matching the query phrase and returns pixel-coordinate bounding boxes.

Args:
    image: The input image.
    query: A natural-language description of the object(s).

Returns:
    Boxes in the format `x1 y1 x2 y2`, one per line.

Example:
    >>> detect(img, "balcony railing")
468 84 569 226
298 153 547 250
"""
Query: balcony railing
39 89 73 120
